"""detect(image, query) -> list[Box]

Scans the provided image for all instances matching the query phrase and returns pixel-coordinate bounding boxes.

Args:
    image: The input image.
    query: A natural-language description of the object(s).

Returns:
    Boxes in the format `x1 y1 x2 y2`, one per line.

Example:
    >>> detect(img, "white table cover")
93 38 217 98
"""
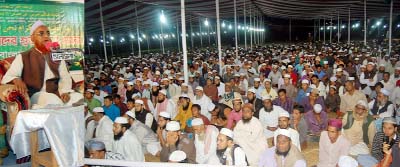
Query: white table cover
10 105 85 166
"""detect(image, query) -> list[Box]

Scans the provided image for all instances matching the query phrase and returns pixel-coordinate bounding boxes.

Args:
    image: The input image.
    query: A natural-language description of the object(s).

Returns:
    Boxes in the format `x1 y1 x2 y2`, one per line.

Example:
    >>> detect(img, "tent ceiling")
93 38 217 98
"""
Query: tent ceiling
85 0 400 36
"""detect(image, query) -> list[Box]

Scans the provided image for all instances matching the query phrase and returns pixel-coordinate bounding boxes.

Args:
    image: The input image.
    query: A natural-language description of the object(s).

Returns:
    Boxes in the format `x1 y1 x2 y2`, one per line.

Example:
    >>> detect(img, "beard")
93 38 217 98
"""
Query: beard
242 116 252 124
264 106 273 112
152 89 159 96
182 103 189 110
378 99 387 106
164 84 169 89
276 145 291 157
197 132 206 142
34 40 51 53
248 97 255 103
114 131 124 140
158 98 165 103
216 83 220 87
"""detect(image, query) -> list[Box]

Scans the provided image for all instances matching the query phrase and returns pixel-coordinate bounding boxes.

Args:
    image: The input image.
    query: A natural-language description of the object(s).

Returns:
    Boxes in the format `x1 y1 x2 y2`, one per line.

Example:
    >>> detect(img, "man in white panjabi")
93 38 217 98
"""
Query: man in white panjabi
192 118 220 164
111 117 144 162
233 103 267 166
88 107 113 150
273 110 301 151
193 86 215 120
1 20 83 108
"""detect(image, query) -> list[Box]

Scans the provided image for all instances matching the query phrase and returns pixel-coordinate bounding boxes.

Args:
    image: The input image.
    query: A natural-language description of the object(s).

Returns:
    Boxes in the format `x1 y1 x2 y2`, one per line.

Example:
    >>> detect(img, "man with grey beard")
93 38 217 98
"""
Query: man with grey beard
369 89 395 125
191 118 220 164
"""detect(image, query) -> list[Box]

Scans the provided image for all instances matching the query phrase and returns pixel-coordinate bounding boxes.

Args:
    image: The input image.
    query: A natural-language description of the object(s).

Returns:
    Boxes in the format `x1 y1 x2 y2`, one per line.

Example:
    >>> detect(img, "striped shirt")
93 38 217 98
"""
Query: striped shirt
372 132 399 161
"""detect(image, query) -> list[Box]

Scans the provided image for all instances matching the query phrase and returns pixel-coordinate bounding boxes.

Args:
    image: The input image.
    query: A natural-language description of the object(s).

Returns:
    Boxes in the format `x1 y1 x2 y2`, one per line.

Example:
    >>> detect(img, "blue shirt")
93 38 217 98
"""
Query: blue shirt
295 88 312 103
315 71 326 79
100 85 112 94
103 104 120 121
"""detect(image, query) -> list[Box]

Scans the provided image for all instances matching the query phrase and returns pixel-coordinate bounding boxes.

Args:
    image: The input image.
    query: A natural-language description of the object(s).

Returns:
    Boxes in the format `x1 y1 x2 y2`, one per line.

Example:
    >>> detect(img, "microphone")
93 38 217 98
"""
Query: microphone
46 42 83 61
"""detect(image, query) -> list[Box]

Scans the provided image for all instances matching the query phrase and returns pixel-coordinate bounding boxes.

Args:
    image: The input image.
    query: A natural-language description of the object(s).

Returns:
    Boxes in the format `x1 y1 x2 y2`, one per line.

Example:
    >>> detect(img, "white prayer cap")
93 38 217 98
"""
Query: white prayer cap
114 117 128 124
277 129 291 138
152 82 159 87
30 20 45 35
360 65 366 68
279 111 290 118
143 81 151 85
131 92 141 99
354 58 360 61
234 73 240 77
135 99 144 105
178 77 184 81
379 64 385 67
380 88 390 96
161 78 169 82
159 89 167 95
215 76 221 80
195 86 203 91
166 121 180 131
86 89 94 93
264 78 272 83
127 82 134 86
356 100 368 109
248 88 256 94
126 111 135 119
181 83 188 87
323 61 329 65
348 77 355 81
383 117 397 124
330 76 337 82
254 78 261 82
155 71 161 75
313 104 322 113
262 95 272 101
93 107 104 113
281 66 287 70
86 140 105 151
159 111 171 119
284 74 290 78
179 94 190 99
336 68 343 72
301 79 309 84
220 128 234 139
338 156 358 167
367 62 375 66
169 150 186 162
288 65 294 68
191 118 204 126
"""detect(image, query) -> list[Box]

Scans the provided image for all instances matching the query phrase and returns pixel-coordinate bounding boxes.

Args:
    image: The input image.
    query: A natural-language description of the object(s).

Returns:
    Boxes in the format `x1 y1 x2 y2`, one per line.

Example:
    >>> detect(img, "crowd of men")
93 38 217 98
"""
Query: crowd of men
83 41 400 167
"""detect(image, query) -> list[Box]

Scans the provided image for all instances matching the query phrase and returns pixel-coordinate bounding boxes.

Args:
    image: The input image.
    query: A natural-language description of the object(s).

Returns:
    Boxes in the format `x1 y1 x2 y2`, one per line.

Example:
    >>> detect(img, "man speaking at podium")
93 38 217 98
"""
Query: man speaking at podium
1 20 83 108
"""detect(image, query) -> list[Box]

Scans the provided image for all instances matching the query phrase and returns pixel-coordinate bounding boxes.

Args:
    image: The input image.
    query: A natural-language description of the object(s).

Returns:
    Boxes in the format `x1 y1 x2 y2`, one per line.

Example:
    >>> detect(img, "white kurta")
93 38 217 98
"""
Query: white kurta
129 121 159 155
194 125 220 164
1 52 83 107
193 95 215 120
273 128 301 151
217 83 225 97
233 117 267 166
317 131 351 167
112 130 144 162
154 99 176 121
93 116 114 151
259 105 285 138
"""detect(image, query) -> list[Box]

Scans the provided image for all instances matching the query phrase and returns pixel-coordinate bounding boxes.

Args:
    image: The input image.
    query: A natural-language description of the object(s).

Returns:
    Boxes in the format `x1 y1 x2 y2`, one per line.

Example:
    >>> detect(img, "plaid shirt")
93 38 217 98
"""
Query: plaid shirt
105 151 125 160
272 97 294 113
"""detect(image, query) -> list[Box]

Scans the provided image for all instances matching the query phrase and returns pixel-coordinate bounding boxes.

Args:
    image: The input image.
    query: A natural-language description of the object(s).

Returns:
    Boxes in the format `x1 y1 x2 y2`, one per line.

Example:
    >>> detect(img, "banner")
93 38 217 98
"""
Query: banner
0 0 84 60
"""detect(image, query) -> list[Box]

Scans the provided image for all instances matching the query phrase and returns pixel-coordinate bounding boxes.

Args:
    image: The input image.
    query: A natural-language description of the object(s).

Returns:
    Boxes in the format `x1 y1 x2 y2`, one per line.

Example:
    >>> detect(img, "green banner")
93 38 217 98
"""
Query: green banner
0 0 84 59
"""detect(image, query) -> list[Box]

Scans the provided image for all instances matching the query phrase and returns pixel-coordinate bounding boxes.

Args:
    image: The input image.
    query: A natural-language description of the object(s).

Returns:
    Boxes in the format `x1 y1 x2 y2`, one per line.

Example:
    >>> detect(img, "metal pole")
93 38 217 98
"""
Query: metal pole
319 19 321 41
190 15 194 48
216 0 222 75
208 19 210 46
234 0 238 57
147 38 150 53
160 10 165 54
176 14 181 53
250 6 252 51
330 16 332 43
244 0 247 50
348 7 351 45
290 19 293 42
135 3 141 58
364 0 367 46
181 0 189 84
388 0 393 55
99 0 108 62
199 17 203 48
109 29 114 56
323 18 326 43
337 11 340 43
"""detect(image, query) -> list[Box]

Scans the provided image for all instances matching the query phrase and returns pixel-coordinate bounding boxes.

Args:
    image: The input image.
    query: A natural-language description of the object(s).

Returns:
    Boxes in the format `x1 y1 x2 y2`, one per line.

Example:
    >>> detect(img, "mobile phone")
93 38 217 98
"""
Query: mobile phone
384 136 395 149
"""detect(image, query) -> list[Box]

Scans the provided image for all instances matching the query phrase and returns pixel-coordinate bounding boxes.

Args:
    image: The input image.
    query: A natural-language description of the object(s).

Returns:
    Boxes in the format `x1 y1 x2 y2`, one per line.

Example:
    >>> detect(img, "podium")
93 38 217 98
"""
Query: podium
10 105 85 166
30 131 57 167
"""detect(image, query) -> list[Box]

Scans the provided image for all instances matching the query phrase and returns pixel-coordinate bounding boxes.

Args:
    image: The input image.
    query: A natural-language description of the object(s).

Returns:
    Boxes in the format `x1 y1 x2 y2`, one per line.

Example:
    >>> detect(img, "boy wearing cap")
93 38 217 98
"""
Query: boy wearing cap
85 89 102 113
280 74 298 100
216 128 248 166
86 140 125 160
160 121 196 163
317 119 351 167
112 117 144 162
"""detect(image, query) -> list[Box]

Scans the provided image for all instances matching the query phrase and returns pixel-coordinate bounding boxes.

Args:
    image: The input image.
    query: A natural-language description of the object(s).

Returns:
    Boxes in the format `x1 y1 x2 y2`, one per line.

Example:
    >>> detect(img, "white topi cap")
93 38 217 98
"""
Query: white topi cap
114 117 128 124
30 20 45 35
191 118 204 126
313 104 322 113
93 107 104 113
159 111 171 119
220 128 234 138
166 121 180 131
169 150 187 162
126 111 136 119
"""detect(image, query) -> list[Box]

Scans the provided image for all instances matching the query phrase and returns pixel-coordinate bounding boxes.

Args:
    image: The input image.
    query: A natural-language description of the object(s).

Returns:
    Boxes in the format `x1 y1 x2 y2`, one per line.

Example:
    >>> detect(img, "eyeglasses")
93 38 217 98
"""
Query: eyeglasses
35 31 51 37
